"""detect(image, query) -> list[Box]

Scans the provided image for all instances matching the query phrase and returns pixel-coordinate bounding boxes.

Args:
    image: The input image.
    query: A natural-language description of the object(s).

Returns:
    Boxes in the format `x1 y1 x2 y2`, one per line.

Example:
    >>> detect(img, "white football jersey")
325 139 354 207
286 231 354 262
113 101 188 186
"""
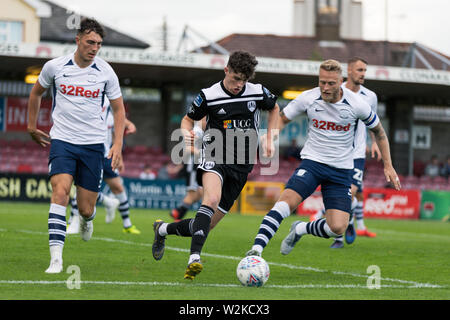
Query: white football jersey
283 87 379 169
38 52 122 145
343 82 378 159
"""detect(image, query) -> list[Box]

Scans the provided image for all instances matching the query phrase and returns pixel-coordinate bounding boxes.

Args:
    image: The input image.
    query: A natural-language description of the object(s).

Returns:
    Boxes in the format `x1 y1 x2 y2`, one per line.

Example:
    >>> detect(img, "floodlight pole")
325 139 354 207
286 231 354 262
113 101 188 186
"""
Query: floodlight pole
176 25 229 55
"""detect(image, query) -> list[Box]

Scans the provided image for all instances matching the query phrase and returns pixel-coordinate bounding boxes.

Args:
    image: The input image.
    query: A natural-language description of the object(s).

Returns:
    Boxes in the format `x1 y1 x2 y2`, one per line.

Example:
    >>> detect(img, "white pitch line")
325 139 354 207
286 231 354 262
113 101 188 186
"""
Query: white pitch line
0 280 441 289
2 228 446 289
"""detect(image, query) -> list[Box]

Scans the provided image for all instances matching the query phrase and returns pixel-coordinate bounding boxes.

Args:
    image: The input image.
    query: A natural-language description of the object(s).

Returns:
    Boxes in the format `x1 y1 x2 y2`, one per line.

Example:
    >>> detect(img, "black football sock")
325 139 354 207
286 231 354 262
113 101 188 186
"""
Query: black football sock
190 205 214 256
167 219 193 237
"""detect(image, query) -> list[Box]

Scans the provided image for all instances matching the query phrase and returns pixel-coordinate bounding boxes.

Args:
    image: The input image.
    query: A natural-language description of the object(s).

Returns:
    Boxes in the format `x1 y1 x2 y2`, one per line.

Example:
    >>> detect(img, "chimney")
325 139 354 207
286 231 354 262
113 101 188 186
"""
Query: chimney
292 0 362 40
315 0 340 41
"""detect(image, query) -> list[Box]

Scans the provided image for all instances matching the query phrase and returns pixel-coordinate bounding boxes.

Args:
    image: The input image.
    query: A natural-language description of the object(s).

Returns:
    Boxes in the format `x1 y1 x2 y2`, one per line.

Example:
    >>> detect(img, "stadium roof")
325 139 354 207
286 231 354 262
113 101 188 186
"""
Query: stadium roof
1 42 449 103
40 0 150 49
199 33 449 71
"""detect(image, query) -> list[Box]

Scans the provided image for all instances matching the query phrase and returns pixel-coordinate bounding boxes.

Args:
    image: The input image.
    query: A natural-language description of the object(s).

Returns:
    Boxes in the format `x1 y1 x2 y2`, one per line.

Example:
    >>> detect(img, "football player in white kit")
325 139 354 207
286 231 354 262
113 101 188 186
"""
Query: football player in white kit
27 18 125 273
314 57 381 248
329 57 381 248
246 59 401 257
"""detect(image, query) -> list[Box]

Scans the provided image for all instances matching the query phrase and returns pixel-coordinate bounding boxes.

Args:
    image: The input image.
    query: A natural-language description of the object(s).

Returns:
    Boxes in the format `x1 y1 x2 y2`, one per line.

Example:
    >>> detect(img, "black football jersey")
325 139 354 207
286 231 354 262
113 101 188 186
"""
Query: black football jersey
187 80 277 173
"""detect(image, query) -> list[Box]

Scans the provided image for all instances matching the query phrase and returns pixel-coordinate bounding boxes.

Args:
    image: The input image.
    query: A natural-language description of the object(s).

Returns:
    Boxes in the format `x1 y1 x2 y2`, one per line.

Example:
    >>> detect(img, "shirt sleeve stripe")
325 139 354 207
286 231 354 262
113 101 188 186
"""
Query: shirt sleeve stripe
362 111 373 122
365 113 378 127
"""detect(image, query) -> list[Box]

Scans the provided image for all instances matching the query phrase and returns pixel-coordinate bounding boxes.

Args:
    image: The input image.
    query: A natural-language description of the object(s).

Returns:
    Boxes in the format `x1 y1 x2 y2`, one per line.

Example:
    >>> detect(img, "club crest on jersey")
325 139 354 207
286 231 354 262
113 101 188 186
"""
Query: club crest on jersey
247 101 256 112
87 73 97 83
204 161 215 170
339 109 351 119
223 120 232 129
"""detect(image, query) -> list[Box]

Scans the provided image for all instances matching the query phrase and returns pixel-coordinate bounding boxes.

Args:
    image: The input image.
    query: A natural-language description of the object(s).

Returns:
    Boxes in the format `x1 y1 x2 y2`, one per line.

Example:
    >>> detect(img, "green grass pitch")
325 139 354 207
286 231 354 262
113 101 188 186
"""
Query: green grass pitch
0 201 449 300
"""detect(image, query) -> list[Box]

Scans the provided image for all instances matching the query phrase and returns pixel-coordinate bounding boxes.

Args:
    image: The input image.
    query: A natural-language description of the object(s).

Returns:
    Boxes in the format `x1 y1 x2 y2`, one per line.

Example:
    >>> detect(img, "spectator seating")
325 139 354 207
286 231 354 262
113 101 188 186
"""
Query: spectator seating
0 139 50 174
121 144 169 178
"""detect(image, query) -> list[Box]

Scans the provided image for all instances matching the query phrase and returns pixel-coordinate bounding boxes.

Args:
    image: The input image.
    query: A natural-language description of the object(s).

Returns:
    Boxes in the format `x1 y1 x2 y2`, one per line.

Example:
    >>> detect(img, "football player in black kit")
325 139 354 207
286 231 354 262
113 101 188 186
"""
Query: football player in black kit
152 50 280 280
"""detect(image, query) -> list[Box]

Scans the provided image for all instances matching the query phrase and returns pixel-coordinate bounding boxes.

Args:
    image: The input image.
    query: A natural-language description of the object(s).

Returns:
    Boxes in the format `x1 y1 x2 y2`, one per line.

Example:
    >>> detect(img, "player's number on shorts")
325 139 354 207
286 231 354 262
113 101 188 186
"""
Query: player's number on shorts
353 168 363 182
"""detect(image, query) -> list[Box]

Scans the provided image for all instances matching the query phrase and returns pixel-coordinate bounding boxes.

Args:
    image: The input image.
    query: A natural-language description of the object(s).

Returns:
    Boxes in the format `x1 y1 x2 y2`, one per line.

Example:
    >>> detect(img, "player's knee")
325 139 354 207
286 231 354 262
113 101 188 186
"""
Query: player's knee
78 205 95 219
329 221 348 236
51 189 70 206
110 185 123 194
202 196 220 209
108 181 123 194
278 189 303 211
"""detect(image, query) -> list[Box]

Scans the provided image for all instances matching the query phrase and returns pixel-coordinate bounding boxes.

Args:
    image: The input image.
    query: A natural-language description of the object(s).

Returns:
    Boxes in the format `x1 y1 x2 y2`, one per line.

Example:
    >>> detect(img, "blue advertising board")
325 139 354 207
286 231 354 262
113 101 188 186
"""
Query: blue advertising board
101 178 200 211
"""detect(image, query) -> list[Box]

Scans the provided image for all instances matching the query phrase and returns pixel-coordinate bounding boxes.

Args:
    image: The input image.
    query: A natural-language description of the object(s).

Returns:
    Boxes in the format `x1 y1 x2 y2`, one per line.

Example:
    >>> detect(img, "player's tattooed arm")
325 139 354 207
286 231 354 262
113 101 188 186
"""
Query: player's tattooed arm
370 122 401 190
370 122 388 143
370 123 390 162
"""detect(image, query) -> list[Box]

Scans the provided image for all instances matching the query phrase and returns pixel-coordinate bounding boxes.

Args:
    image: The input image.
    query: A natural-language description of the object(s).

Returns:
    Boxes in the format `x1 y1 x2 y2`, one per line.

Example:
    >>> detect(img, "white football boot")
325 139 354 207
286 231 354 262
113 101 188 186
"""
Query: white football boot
104 195 120 224
45 246 63 274
79 215 94 241
66 214 80 234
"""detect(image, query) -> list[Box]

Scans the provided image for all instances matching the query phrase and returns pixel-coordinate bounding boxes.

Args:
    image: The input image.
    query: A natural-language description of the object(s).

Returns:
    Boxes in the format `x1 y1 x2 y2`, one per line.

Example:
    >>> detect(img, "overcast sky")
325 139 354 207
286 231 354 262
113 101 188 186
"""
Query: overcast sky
51 0 450 56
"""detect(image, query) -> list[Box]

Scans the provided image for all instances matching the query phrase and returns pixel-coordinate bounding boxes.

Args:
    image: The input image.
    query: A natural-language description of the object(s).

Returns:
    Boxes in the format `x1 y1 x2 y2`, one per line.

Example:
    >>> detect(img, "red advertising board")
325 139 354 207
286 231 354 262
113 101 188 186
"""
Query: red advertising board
3 97 129 133
363 188 421 220
5 97 53 132
297 187 421 220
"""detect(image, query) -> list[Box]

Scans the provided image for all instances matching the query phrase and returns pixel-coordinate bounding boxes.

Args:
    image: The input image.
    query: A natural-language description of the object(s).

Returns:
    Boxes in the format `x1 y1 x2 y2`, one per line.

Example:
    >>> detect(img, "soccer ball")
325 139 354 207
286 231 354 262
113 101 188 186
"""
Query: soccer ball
236 255 270 287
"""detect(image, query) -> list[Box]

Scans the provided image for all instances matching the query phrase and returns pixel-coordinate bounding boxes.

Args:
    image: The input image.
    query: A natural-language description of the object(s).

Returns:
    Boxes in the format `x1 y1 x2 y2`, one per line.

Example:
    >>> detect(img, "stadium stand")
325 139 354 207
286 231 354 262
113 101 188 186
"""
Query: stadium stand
121 144 170 178
0 139 50 174
0 139 169 177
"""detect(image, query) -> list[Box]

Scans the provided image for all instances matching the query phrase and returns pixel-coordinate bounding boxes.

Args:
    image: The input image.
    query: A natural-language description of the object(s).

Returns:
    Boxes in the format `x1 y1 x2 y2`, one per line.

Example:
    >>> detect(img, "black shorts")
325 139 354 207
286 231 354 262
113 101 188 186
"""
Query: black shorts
196 162 248 214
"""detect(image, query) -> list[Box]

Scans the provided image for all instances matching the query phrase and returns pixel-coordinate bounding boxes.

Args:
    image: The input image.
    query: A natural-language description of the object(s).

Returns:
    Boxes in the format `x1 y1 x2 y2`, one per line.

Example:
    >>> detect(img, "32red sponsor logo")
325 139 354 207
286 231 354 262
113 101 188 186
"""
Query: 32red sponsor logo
312 119 351 131
59 84 100 98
